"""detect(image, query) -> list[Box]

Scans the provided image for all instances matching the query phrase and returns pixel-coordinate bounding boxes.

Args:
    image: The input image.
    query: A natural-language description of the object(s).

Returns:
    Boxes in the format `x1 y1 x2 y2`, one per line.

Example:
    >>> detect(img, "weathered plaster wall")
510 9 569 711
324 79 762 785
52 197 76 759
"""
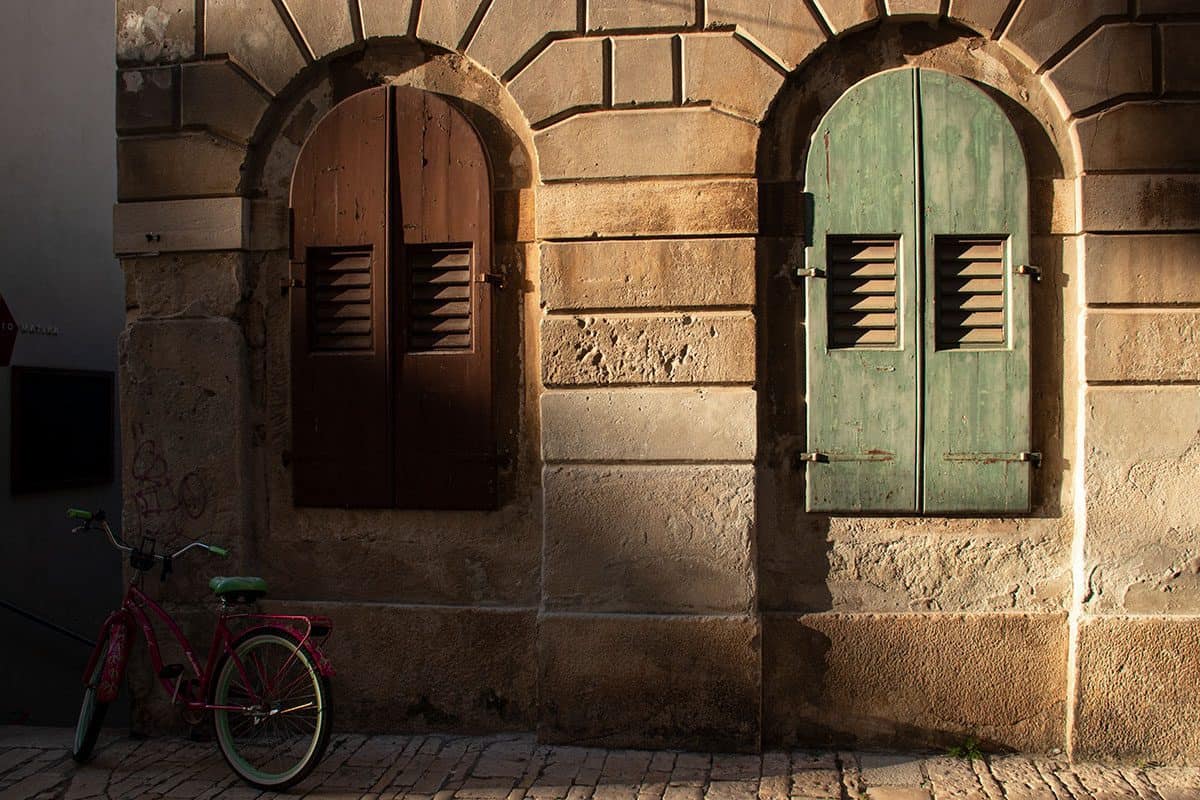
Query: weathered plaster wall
112 0 1200 760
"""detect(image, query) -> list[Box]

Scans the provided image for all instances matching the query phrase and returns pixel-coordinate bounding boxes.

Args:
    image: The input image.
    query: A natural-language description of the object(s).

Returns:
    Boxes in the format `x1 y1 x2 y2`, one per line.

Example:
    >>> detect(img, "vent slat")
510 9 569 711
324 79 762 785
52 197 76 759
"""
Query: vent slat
409 245 473 351
310 247 373 352
936 236 1007 350
827 235 900 349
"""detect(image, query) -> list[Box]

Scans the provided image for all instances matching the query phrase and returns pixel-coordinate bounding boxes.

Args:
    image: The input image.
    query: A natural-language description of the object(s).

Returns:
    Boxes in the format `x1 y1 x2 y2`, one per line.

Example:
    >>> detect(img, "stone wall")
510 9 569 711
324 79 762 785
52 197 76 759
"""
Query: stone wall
113 0 1200 760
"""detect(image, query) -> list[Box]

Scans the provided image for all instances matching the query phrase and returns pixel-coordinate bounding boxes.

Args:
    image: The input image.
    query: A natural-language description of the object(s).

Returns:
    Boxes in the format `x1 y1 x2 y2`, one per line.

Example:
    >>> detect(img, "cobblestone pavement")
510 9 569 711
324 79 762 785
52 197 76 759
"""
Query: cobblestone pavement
1 727 1198 800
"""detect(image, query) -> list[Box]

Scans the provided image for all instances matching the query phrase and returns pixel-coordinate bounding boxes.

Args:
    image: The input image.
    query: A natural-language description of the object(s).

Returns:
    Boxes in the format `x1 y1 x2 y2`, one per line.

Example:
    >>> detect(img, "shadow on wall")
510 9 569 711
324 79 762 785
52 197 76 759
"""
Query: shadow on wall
755 21 1071 753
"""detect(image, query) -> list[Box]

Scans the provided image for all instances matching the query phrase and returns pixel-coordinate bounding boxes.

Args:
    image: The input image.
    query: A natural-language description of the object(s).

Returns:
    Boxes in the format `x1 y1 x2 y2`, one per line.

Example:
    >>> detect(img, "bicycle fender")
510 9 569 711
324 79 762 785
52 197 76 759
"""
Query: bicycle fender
239 624 336 679
98 613 132 703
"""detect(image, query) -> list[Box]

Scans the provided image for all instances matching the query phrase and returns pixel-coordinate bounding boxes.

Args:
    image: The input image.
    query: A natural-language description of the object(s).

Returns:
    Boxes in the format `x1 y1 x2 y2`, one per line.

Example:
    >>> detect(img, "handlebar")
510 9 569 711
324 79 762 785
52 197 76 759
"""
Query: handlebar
67 508 229 562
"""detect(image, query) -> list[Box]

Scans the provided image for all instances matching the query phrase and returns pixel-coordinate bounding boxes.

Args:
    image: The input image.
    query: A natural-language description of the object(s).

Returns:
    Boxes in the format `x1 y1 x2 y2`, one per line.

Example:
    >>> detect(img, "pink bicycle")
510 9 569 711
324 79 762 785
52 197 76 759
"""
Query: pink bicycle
67 508 334 790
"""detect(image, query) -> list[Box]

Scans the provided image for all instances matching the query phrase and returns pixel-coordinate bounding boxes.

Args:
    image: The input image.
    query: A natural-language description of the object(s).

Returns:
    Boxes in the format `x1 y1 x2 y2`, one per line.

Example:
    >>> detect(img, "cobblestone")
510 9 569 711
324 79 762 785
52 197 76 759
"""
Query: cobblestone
1 728 1200 800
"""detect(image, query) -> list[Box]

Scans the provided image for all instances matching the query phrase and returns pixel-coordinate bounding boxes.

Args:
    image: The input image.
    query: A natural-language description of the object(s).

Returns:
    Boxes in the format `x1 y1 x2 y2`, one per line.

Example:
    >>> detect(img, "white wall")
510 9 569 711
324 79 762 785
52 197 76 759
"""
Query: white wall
0 0 126 725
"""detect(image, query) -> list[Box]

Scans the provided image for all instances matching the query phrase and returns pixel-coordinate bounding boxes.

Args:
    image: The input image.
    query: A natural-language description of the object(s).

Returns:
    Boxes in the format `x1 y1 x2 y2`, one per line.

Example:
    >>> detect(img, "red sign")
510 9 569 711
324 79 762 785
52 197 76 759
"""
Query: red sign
0 295 17 366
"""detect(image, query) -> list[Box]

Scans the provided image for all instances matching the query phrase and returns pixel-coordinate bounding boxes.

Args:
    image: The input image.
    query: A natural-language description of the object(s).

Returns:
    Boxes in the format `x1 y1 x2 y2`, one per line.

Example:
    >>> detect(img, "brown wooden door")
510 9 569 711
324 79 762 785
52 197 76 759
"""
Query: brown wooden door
392 88 495 510
290 86 496 509
290 87 392 508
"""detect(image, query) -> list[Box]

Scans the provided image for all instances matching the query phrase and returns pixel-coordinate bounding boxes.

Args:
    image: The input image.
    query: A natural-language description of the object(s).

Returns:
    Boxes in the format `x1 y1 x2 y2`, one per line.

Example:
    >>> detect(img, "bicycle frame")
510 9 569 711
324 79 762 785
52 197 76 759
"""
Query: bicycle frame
84 581 334 712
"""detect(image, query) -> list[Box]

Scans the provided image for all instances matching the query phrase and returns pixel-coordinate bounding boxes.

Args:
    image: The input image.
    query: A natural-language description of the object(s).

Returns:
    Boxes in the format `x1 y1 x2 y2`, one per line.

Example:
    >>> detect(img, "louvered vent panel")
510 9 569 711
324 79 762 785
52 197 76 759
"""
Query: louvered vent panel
310 247 373 352
827 236 900 348
935 237 1006 349
409 245 472 351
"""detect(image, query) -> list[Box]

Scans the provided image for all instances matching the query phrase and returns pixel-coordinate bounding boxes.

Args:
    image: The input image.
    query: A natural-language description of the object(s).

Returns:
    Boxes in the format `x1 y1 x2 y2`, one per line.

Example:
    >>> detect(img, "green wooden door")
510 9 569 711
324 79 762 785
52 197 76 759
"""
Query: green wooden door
804 68 1031 514
805 69 920 513
919 69 1031 513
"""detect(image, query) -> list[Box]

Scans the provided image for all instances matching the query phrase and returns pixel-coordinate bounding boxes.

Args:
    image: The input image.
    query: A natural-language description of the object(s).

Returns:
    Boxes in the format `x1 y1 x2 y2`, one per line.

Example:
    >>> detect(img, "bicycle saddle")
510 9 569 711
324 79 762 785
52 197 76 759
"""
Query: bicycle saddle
209 576 267 603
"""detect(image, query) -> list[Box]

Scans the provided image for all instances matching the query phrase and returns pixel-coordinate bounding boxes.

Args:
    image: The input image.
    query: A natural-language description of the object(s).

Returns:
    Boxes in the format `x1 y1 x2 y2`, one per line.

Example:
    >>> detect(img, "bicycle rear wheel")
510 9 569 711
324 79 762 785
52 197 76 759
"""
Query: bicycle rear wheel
210 629 331 790
72 636 110 762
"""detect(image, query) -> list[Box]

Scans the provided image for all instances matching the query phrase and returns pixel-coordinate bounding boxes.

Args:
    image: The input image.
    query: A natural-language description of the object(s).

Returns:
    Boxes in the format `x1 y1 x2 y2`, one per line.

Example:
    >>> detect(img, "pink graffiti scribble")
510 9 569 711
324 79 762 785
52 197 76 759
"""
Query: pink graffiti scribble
129 425 209 540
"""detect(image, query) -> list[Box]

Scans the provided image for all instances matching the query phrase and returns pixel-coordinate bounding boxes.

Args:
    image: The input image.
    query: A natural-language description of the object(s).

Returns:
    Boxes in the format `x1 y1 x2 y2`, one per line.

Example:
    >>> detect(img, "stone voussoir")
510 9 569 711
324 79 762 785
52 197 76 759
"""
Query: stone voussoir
283 0 355 59
467 0 577 80
540 312 756 386
535 108 758 181
540 387 756 462
613 36 676 106
810 0 879 34
542 464 756 614
509 38 604 127
1001 0 1125 70
947 0 1008 36
540 238 756 311
705 0 826 71
206 0 307 94
587 0 694 31
1046 24 1154 116
180 60 271 143
682 34 786 123
360 0 415 38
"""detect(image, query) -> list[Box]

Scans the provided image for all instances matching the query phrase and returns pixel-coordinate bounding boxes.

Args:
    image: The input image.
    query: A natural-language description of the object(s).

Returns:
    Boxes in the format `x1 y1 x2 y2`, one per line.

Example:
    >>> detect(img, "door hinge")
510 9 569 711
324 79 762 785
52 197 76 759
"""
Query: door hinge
280 268 304 296
477 271 505 288
796 267 826 279
945 450 1042 467
794 451 829 468
1016 264 1041 282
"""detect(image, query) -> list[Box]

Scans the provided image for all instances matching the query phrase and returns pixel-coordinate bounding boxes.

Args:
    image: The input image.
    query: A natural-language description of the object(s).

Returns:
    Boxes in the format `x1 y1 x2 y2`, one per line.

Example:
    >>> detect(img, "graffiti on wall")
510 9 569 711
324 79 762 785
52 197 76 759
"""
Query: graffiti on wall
129 423 209 541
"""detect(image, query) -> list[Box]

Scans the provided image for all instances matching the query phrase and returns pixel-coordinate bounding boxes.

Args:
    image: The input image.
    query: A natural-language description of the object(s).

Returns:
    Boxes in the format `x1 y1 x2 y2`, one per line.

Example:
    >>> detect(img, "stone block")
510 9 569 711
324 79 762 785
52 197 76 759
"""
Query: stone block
123 252 247 319
120 320 250 589
509 38 604 127
762 612 1068 751
118 0 195 63
947 0 1007 35
540 387 756 462
360 0 415 38
468 0 577 79
283 0 355 58
417 0 482 51
535 108 757 180
587 0 694 32
613 36 676 106
180 61 271 143
540 238 755 311
810 0 879 34
1163 24 1200 93
1083 387 1200 614
1046 25 1154 116
114 197 249 254
1002 0 1125 70
206 0 307 94
1077 102 1200 173
541 312 755 386
538 613 760 751
264 601 537 732
537 178 757 238
706 0 826 70
117 67 176 132
1138 0 1200 12
117 133 247 201
682 34 786 122
884 0 940 16
760 523 1071 614
1083 234 1200 305
542 465 755 613
1086 310 1200 383
1075 616 1200 762
1081 174 1200 232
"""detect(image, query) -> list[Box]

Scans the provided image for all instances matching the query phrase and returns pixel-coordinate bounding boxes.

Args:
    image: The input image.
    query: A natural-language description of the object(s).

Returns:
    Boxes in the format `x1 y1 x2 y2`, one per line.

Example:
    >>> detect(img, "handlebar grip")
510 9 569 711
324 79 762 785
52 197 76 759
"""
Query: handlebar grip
208 545 229 557
67 508 94 521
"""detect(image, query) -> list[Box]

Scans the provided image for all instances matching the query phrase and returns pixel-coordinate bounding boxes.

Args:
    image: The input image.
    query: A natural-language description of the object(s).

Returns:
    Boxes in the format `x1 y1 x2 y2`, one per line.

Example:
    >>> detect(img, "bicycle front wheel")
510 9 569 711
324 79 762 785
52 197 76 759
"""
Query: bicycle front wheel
210 629 331 790
72 635 110 762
